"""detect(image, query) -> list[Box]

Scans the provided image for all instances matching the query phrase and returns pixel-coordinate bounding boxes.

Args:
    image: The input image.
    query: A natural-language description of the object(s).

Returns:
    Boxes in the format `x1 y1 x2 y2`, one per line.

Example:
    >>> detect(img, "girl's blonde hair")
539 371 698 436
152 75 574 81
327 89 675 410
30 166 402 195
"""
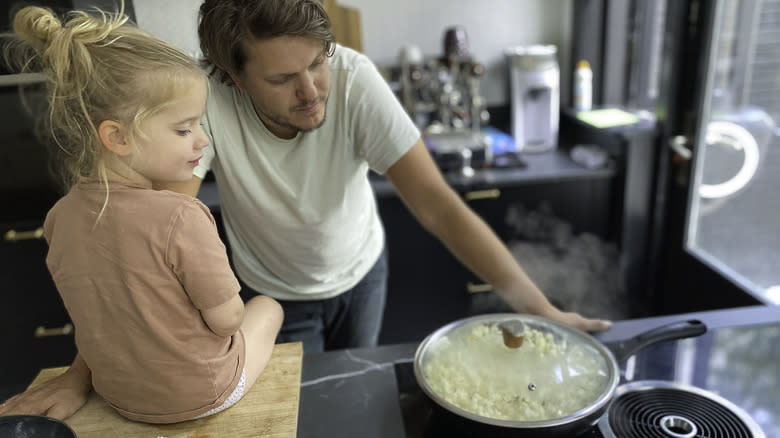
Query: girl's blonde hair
9 3 204 194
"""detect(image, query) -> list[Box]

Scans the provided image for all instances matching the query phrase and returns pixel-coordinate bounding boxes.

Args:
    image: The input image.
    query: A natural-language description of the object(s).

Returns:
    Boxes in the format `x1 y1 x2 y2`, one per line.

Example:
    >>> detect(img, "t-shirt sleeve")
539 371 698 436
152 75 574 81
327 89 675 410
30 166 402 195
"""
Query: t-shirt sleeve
166 200 240 310
347 53 420 174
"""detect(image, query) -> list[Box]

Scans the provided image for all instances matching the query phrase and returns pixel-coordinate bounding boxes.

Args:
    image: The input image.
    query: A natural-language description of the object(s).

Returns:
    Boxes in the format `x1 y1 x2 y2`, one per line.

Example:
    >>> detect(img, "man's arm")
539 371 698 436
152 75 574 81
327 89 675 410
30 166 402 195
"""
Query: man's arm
0 353 92 420
154 175 204 198
385 138 612 332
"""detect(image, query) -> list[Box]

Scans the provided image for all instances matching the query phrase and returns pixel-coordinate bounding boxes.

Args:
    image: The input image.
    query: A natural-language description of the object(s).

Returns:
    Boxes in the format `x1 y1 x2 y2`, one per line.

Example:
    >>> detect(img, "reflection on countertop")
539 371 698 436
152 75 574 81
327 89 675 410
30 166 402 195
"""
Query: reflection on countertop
692 324 778 436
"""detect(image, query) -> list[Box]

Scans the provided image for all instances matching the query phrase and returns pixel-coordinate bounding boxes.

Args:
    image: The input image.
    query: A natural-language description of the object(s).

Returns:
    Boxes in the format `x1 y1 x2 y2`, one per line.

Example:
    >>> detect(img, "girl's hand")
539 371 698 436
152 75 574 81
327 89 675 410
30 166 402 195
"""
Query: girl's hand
0 355 92 421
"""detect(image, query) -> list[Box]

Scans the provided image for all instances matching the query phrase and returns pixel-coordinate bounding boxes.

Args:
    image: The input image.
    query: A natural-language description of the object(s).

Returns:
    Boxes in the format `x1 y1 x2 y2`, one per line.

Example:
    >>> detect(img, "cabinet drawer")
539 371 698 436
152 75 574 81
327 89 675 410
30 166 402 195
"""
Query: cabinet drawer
1 220 75 385
463 180 615 241
1 229 71 327
1 323 76 387
379 196 469 289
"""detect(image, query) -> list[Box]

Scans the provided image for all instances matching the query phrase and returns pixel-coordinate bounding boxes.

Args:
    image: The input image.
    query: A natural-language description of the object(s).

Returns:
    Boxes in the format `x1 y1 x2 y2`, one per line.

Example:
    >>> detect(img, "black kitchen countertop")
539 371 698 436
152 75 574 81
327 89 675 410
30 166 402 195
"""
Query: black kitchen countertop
368 147 616 198
296 305 780 437
196 147 616 210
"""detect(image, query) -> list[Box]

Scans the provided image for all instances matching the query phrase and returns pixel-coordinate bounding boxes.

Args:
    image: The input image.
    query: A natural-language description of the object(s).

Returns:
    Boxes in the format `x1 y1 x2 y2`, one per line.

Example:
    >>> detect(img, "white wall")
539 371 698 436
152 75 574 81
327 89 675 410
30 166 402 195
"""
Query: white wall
132 0 573 106
132 0 202 59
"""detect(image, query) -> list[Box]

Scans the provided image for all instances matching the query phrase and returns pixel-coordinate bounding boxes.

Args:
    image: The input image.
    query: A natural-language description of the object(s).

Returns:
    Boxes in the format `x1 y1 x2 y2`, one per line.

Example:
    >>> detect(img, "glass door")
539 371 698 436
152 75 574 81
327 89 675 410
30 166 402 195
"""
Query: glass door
655 0 779 312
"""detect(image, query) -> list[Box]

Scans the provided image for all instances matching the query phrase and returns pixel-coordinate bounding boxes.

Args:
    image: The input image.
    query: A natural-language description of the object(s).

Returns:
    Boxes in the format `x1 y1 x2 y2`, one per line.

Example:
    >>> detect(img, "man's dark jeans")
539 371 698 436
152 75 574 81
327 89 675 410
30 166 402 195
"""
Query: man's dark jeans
239 247 388 354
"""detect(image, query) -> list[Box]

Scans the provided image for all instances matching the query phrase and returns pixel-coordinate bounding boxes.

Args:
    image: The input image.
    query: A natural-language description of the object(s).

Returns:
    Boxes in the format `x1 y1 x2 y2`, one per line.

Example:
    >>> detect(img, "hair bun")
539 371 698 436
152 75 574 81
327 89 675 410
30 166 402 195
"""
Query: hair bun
12 6 63 52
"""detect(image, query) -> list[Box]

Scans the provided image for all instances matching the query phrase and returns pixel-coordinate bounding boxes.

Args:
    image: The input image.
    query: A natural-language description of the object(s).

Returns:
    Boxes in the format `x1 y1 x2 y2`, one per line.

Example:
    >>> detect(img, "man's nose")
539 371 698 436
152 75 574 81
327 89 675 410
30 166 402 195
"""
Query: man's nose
296 72 318 101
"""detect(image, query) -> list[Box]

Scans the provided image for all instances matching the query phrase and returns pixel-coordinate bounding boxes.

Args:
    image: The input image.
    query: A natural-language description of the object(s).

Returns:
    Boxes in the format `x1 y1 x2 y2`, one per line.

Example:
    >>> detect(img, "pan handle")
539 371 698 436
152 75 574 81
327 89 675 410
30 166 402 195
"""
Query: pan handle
604 319 707 363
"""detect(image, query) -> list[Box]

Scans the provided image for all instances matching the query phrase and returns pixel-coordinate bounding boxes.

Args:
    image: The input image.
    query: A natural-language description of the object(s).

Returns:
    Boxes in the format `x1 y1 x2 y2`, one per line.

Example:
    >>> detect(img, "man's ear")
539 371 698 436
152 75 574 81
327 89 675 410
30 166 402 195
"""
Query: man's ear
98 120 132 156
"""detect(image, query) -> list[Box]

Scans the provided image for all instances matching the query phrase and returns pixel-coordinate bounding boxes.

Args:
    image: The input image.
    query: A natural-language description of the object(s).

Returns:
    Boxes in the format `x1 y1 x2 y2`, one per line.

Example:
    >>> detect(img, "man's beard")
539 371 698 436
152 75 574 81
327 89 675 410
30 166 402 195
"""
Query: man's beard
258 95 329 135
297 112 327 133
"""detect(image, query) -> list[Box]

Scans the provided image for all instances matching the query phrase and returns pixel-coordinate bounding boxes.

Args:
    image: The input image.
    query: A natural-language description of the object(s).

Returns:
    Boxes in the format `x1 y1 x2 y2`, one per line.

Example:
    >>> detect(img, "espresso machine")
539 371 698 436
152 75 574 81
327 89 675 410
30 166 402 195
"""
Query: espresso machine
397 26 491 176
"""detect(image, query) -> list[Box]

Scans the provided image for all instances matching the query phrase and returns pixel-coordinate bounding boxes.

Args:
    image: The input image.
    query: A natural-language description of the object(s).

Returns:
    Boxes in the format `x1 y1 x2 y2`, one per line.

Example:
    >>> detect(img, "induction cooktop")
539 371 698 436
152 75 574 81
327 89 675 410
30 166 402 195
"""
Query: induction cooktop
394 322 778 437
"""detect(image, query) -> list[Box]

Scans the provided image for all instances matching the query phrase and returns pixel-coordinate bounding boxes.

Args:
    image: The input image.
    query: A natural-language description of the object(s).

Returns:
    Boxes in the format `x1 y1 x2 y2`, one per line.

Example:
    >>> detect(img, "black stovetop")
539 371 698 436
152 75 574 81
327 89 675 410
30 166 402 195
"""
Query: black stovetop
394 321 780 438
394 361 607 438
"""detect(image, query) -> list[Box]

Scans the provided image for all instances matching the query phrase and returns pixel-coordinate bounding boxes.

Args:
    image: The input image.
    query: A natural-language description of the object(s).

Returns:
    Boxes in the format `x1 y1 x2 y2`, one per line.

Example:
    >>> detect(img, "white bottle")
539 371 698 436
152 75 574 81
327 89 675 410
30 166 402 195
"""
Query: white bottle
574 60 593 112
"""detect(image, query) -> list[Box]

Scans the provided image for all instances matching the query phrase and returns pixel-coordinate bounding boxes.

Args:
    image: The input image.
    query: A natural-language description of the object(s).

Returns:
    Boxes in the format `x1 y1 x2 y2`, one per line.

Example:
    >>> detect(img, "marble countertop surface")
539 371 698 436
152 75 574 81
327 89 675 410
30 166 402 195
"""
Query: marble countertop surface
296 305 780 437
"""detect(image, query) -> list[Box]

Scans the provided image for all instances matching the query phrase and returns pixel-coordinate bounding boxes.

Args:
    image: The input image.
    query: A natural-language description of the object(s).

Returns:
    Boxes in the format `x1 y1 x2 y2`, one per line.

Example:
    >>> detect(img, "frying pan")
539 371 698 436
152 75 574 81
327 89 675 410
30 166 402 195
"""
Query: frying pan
0 415 76 438
413 313 707 437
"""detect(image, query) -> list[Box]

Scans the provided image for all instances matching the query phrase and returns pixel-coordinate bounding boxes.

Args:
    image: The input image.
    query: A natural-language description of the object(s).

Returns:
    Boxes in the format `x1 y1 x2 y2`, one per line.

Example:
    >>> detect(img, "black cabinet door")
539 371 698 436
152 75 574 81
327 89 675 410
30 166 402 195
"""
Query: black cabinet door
460 179 616 308
377 196 470 345
1 220 76 388
376 176 616 344
465 180 614 242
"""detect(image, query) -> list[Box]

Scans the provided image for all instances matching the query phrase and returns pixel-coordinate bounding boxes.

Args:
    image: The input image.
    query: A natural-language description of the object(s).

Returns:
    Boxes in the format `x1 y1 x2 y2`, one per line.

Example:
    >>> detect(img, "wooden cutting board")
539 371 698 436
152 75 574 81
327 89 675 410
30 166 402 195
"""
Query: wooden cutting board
27 342 303 438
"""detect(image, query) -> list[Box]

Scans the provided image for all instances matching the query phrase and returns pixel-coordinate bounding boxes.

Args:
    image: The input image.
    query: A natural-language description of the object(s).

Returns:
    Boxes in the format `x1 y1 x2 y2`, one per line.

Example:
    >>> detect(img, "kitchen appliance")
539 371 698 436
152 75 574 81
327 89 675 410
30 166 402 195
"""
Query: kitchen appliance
395 320 773 437
442 26 470 59
0 415 77 438
395 27 491 175
506 45 560 153
411 314 706 437
397 25 487 131
599 380 765 437
0 33 61 224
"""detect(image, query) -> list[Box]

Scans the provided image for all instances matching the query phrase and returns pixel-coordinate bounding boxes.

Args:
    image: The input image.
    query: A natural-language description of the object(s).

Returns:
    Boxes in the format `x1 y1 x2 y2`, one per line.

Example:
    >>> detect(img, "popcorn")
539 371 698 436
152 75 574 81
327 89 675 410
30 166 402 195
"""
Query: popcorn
422 322 608 421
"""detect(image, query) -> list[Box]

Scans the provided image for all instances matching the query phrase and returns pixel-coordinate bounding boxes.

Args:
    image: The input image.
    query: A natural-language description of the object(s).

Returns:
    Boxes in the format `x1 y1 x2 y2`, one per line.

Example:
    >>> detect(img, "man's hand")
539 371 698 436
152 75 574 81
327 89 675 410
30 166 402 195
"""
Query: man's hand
0 356 92 421
543 308 613 333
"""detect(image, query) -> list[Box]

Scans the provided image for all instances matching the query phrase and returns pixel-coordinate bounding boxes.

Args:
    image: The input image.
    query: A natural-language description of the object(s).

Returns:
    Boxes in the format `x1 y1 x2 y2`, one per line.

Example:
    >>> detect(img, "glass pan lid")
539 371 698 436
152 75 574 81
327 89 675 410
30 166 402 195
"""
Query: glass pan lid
420 315 613 422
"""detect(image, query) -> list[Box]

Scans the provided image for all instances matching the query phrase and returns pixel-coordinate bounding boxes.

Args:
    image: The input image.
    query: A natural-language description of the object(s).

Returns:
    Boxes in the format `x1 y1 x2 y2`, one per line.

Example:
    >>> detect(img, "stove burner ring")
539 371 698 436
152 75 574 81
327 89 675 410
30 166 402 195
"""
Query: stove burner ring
659 415 697 438
599 380 765 438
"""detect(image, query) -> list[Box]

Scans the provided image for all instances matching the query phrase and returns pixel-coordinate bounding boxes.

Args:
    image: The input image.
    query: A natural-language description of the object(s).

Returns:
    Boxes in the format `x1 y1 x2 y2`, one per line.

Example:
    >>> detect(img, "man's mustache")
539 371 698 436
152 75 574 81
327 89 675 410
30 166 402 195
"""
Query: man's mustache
292 96 325 111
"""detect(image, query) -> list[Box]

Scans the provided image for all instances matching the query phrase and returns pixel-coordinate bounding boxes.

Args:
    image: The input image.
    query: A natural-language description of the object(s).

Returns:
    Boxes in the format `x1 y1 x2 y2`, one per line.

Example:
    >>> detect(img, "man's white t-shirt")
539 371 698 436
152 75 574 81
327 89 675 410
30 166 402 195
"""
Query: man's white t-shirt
194 44 420 301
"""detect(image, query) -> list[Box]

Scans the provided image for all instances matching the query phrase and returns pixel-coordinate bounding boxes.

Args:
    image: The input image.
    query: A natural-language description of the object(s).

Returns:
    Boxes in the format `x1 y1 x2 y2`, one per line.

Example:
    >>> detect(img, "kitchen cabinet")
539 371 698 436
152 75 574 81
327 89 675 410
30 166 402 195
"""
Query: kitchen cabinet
375 194 470 345
0 76 77 402
376 150 617 344
0 220 77 401
195 153 617 347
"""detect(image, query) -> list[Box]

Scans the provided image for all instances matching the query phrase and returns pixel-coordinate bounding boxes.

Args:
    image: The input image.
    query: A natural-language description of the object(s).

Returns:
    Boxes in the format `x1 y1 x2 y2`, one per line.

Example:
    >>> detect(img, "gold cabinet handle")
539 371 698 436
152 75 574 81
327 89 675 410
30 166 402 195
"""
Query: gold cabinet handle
4 227 44 242
463 189 501 201
34 323 74 338
466 282 493 294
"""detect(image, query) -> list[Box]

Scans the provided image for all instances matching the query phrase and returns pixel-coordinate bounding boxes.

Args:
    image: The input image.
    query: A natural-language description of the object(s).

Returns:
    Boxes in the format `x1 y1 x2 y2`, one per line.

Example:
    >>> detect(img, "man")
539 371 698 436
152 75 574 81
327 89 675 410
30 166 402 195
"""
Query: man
175 0 611 353
0 0 611 420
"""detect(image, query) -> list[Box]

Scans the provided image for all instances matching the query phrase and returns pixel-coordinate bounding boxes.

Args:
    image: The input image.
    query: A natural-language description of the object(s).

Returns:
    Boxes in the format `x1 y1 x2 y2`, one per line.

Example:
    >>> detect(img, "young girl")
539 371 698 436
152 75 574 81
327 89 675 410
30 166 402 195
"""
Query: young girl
0 4 283 424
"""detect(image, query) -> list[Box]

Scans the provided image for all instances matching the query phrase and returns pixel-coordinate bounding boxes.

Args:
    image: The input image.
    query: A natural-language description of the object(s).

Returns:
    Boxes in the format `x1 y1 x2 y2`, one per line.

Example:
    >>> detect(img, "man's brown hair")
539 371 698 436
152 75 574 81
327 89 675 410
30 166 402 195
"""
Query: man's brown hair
198 0 336 86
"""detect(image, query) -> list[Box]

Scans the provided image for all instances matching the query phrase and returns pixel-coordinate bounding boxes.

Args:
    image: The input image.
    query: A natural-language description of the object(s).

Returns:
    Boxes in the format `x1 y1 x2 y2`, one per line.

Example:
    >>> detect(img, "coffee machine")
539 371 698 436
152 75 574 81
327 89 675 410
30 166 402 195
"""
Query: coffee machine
396 26 491 176
505 45 560 153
